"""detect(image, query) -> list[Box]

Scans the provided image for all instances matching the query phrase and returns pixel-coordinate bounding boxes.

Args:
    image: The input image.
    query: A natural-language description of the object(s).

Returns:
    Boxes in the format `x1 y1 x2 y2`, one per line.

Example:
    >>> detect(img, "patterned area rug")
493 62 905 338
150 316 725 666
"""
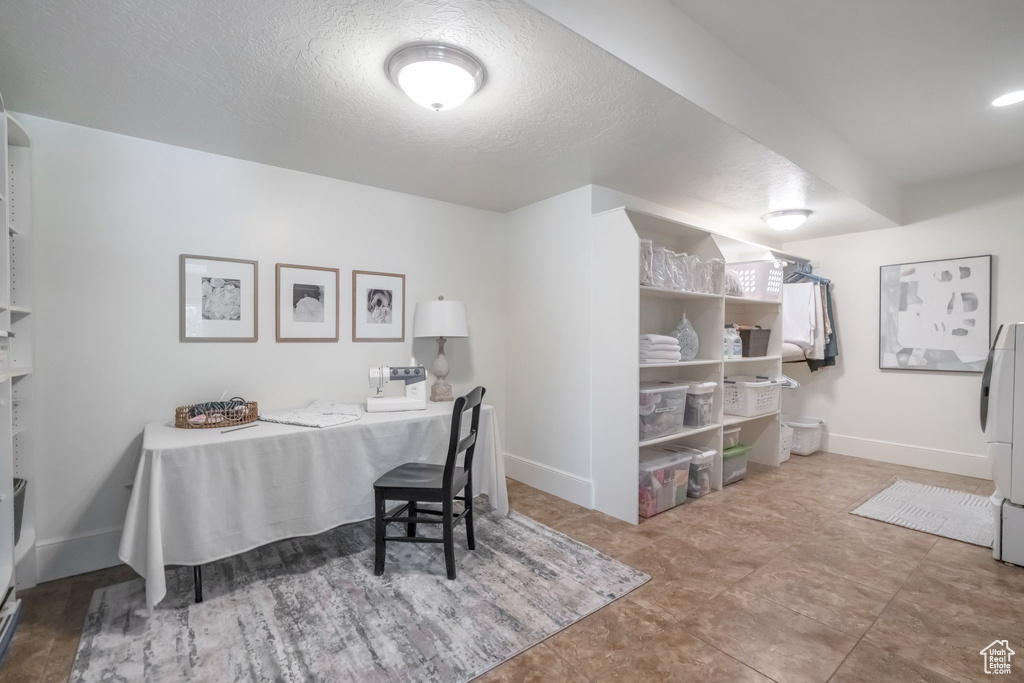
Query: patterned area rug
71 504 648 682
851 479 993 547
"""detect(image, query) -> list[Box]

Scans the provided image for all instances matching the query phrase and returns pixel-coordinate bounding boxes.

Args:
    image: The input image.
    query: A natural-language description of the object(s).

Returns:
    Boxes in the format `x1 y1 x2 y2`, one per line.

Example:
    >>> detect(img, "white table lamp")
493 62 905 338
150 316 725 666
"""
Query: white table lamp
413 296 469 402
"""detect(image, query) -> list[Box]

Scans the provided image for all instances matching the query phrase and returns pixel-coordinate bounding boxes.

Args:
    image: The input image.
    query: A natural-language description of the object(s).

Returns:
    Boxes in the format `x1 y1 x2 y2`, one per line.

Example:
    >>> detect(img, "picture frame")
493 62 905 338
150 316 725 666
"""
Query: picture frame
276 263 340 342
352 270 406 342
879 254 992 373
180 254 258 342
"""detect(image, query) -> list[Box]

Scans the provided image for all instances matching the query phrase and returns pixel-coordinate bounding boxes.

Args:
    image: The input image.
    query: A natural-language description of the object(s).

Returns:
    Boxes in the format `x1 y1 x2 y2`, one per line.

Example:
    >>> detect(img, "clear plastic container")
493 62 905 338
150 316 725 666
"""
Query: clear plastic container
722 444 750 485
640 382 689 441
683 381 716 427
639 239 654 285
723 426 741 449
639 448 693 517
668 446 716 498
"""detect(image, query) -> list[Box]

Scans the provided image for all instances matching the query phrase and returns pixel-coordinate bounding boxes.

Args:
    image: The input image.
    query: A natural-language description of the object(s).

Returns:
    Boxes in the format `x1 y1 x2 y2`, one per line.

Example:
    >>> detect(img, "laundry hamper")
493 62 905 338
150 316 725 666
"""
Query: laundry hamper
780 423 794 462
724 260 785 301
783 416 824 455
723 376 782 417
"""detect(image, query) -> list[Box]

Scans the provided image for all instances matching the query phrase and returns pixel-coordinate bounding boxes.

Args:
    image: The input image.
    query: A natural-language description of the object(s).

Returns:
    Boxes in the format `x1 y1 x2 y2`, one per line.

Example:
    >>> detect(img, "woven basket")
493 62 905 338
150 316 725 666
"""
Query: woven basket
175 401 258 429
738 327 771 357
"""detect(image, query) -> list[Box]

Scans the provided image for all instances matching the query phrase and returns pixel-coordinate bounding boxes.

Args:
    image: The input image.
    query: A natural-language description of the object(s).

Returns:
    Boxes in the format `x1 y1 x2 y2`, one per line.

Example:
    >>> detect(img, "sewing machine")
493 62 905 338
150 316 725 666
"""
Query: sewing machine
367 365 427 413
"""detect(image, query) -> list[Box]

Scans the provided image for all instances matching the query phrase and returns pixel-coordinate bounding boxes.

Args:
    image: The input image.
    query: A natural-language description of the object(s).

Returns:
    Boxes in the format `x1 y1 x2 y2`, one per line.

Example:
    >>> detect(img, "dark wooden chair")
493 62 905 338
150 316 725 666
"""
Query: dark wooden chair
373 386 485 580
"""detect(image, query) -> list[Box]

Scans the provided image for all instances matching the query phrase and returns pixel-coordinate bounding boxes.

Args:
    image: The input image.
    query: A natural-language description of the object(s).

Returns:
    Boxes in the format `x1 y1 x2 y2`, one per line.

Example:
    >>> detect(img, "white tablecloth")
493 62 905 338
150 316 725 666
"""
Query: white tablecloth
119 403 507 609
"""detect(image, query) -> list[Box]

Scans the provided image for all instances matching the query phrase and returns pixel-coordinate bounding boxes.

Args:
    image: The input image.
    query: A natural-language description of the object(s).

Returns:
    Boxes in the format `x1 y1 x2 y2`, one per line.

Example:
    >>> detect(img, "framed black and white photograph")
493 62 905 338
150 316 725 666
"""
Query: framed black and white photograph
180 254 258 342
879 254 992 372
352 270 405 342
276 263 340 342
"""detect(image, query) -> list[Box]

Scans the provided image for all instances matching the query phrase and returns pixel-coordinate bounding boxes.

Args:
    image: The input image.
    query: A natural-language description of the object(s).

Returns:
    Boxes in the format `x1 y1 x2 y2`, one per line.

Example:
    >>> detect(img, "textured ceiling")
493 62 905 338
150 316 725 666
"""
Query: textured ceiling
0 0 894 238
669 0 1024 187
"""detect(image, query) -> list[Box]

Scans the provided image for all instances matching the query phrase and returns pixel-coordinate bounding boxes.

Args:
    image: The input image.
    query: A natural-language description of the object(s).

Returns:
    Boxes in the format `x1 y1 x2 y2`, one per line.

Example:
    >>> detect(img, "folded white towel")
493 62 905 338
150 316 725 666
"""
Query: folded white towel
640 334 679 345
640 350 683 362
640 342 681 352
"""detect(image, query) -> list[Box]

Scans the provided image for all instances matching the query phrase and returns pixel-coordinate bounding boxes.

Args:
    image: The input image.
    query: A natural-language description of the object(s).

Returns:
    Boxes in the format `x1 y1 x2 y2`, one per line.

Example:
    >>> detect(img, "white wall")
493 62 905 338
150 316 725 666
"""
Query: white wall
782 163 1024 477
502 187 595 506
23 115 507 581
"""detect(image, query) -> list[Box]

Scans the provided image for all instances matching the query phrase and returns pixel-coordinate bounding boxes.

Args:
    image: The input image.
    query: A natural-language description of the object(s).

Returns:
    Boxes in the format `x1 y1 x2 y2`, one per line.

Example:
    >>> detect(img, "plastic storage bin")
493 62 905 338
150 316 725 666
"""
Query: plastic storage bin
784 416 824 455
639 448 693 517
722 444 750 485
724 259 785 301
723 426 741 449
683 382 716 428
780 423 794 462
723 375 782 417
640 382 689 441
666 446 716 498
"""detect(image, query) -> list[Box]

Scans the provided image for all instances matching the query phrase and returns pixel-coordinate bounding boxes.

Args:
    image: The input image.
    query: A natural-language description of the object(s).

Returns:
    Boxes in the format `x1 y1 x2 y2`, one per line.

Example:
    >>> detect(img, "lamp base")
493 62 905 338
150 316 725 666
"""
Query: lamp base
430 379 454 402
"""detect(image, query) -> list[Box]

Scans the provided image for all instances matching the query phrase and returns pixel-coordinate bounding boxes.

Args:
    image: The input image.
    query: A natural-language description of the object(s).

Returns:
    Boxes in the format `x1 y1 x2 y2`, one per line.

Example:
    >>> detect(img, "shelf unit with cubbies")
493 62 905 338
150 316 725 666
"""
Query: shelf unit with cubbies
2 101 35 595
590 206 792 524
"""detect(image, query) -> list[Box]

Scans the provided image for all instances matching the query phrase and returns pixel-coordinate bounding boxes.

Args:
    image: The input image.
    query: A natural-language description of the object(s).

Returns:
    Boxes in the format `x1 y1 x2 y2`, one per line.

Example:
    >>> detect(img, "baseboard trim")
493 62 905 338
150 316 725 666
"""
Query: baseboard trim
825 433 990 479
36 527 124 584
503 453 593 508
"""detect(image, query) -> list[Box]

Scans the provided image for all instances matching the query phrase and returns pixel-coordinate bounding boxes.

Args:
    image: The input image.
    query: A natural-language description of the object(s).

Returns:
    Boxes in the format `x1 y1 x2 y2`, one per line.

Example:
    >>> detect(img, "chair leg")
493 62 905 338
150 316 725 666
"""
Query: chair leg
374 490 386 576
464 482 475 551
407 501 417 538
194 565 203 603
443 498 456 580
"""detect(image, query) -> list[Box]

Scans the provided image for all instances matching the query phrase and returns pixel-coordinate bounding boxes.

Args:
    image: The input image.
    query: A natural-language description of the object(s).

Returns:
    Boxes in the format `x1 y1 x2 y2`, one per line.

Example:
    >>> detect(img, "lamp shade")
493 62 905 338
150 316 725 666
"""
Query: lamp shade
413 299 468 338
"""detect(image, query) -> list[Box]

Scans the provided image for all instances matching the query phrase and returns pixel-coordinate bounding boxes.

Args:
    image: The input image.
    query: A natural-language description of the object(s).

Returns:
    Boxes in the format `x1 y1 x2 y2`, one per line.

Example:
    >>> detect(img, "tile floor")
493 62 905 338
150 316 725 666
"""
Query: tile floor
2 452 1018 683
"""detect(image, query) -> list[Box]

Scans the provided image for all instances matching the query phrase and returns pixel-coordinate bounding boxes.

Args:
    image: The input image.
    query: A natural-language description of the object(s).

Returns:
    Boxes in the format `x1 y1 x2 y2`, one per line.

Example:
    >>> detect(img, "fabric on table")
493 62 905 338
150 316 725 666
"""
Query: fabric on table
639 334 679 345
782 283 816 350
259 400 362 428
119 403 508 610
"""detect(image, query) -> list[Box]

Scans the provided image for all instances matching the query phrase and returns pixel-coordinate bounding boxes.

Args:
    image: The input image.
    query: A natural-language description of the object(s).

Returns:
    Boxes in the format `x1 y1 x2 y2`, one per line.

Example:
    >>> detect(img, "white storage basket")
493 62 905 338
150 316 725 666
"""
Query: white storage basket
723 375 782 417
784 416 824 455
780 423 794 462
725 260 785 301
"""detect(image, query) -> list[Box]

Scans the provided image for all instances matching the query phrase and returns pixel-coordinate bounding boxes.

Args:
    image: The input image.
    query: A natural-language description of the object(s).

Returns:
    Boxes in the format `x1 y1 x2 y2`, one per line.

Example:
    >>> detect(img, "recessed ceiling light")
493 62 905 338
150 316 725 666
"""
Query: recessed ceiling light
387 43 485 112
992 91 1024 107
762 209 811 232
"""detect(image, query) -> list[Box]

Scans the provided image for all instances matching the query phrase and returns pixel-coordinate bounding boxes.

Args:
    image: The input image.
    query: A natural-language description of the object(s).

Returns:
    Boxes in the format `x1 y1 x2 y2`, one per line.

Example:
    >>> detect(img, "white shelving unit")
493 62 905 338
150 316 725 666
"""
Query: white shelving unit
590 207 789 524
2 98 35 597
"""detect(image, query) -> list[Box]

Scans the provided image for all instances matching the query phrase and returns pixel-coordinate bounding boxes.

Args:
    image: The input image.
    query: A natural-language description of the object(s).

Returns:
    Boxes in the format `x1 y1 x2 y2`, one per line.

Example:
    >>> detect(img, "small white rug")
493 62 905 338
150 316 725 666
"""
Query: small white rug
851 479 993 548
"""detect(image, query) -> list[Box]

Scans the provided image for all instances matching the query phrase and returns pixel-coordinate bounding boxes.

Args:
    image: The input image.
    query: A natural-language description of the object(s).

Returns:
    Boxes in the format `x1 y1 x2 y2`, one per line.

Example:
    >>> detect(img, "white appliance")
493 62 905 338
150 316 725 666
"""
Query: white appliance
367 365 427 413
981 323 1024 566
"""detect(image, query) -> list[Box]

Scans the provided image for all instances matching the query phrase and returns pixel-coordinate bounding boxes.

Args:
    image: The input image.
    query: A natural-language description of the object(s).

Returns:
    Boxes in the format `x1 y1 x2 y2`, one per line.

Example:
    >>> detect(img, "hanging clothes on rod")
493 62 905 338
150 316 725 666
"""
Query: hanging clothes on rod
783 267 839 372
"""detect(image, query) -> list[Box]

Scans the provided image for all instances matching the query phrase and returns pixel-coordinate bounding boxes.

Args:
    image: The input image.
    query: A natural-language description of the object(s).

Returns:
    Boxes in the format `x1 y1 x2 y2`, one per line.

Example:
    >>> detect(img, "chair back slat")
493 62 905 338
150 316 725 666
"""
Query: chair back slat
443 386 485 488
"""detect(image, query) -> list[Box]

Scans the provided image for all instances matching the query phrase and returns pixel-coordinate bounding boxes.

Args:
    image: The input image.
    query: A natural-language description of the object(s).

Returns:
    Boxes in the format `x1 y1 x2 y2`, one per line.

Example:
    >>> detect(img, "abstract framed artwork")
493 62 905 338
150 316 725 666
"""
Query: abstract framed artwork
352 270 405 342
180 254 258 342
276 264 340 342
879 254 992 372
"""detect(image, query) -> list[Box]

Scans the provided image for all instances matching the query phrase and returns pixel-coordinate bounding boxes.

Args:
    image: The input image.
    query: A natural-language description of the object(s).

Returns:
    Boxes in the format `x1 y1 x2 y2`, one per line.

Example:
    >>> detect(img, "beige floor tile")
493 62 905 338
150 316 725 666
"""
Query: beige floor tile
681 587 858 683
737 555 892 637
864 597 1020 683
828 641 957 683
546 599 770 682
474 642 589 683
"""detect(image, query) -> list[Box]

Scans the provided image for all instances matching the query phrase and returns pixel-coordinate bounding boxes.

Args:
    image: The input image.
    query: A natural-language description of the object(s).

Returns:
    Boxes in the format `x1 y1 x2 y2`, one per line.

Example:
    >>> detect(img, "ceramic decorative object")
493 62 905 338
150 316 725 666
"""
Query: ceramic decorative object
671 314 699 361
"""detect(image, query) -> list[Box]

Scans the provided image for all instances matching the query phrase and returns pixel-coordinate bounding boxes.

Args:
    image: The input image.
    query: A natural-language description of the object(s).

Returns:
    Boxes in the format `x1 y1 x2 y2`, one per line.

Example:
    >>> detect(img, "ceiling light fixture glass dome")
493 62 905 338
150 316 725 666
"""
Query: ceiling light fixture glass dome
762 209 811 231
992 90 1024 107
387 43 486 112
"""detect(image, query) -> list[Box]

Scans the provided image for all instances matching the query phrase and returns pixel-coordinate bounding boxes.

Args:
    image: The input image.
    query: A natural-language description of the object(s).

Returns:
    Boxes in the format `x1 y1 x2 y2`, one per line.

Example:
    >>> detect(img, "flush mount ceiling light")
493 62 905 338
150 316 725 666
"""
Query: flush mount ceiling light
762 209 811 232
387 43 485 112
992 90 1024 107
